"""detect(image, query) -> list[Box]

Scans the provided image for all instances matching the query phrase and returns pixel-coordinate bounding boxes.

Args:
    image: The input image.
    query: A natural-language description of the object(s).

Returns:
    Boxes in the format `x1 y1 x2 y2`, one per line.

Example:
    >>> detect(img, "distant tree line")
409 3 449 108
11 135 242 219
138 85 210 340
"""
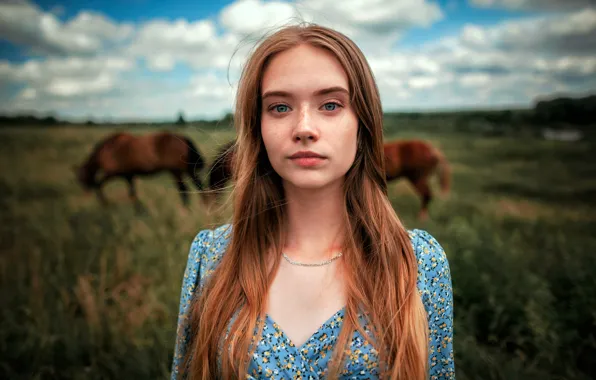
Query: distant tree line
0 111 235 129
533 94 595 125
0 114 60 126
448 94 595 137
1 94 594 130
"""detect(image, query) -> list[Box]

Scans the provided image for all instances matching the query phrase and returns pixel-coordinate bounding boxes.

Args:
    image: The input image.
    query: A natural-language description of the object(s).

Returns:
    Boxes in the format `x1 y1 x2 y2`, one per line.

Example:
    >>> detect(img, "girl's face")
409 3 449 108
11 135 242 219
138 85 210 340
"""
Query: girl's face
260 44 359 191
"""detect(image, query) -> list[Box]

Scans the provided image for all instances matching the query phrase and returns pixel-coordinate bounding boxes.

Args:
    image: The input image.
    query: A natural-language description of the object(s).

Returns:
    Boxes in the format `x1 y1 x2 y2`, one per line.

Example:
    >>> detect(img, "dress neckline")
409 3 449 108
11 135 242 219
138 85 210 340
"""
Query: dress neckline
264 306 346 350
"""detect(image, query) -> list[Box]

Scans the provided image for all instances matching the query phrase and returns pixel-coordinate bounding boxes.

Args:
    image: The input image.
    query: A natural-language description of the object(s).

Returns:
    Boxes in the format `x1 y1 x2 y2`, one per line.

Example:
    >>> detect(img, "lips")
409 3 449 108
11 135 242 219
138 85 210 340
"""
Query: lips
289 151 325 159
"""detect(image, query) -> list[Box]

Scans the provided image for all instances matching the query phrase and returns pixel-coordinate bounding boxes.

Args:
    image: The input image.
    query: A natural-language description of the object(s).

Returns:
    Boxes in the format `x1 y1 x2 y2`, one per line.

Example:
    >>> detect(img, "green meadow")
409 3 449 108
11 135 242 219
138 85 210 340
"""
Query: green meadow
1 119 594 379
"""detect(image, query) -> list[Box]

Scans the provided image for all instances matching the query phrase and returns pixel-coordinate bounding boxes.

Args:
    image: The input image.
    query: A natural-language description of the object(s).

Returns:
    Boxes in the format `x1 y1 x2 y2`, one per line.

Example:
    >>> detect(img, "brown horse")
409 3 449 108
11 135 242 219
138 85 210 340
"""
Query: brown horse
384 139 450 220
73 131 208 208
205 139 450 219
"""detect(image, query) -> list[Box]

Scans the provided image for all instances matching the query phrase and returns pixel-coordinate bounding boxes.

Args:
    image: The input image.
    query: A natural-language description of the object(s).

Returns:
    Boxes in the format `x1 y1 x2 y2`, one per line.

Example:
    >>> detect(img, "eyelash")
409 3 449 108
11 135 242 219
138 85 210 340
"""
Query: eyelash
268 101 343 114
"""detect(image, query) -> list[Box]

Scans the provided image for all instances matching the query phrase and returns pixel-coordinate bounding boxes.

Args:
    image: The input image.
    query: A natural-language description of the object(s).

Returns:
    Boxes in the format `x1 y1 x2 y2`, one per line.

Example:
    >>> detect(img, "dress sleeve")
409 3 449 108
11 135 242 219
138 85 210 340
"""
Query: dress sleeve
170 229 213 380
412 229 456 380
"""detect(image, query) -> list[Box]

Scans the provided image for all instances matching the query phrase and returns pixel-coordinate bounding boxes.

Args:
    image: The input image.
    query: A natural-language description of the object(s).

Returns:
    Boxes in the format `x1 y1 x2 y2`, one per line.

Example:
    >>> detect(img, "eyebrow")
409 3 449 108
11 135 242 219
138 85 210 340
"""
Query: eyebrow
261 86 349 101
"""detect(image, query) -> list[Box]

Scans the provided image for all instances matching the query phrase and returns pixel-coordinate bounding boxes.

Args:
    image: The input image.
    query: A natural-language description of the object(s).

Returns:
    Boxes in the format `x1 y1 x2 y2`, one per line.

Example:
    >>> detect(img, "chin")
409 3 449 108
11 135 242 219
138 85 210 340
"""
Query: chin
281 172 343 191
289 181 328 190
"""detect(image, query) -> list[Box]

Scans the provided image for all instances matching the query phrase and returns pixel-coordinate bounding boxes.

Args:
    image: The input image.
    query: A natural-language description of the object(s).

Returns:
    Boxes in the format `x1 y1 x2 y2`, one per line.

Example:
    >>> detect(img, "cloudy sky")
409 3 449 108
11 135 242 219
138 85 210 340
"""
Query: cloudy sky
1 0 595 122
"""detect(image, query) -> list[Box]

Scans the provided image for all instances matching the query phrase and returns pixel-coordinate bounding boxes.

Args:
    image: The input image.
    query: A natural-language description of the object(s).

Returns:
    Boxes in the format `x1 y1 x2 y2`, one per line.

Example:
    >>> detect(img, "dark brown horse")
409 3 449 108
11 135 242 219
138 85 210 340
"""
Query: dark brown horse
205 139 450 219
384 139 450 220
73 131 207 208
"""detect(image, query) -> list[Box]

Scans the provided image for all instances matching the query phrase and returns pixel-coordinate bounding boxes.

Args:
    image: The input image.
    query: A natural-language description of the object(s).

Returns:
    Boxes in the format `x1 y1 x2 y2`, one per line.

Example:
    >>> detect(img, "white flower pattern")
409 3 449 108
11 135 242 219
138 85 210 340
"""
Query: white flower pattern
171 224 455 379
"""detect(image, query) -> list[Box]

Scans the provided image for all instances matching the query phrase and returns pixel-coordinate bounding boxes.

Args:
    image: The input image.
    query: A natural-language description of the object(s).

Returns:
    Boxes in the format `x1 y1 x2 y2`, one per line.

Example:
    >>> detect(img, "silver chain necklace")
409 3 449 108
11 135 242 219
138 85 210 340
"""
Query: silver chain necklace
282 251 343 267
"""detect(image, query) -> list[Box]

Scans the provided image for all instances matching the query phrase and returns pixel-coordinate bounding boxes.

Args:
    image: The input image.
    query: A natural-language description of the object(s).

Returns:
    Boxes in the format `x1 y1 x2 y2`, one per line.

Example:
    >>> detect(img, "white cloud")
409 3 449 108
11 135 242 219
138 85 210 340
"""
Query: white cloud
458 8 596 55
215 0 443 55
189 72 237 102
135 18 216 47
127 18 246 72
1 67 235 121
298 0 443 54
128 0 445 77
362 5 596 111
218 0 444 38
418 7 596 84
18 88 37 100
369 54 441 76
469 0 596 11
299 0 442 33
408 76 440 89
0 0 133 55
65 11 133 42
219 0 297 35
1 0 595 120
146 55 177 71
1 56 136 100
459 73 493 87
44 72 115 97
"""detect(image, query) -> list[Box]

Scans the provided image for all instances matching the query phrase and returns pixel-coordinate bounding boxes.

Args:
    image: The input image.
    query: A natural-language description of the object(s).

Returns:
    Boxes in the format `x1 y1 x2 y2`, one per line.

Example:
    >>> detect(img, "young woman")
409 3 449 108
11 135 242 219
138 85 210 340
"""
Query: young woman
171 24 455 380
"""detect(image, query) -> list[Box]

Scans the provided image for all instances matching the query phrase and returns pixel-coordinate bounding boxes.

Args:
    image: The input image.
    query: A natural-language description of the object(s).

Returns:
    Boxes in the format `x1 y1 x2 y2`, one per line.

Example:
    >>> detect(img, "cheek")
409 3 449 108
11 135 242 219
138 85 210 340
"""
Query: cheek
260 123 282 163
260 121 273 151
341 124 359 171
339 115 359 159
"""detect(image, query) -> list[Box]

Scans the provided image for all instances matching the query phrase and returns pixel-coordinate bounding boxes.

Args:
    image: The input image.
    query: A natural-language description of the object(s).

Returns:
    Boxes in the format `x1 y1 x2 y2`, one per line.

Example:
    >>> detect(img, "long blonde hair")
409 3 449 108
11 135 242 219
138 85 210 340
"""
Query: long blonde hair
185 23 428 379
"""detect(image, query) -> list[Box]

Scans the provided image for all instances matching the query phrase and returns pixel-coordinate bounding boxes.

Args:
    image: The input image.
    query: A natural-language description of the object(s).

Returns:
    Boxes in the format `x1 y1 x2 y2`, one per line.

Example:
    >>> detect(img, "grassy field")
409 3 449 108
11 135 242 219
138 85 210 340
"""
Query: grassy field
1 122 595 379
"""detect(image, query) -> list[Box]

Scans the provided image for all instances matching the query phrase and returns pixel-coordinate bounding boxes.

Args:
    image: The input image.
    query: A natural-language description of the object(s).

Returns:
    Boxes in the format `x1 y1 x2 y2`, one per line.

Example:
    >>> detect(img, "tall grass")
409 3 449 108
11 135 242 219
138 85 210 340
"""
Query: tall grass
0 124 594 379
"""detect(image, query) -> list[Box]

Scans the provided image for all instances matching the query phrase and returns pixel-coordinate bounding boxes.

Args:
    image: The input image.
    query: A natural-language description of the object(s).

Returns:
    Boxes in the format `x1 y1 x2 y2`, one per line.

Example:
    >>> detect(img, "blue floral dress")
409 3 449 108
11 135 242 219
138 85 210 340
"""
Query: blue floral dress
171 224 455 379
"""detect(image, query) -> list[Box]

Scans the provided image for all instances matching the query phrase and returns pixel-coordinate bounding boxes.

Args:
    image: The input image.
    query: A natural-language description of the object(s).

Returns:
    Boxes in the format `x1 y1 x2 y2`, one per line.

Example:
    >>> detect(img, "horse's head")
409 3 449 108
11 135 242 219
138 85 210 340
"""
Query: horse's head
72 163 96 191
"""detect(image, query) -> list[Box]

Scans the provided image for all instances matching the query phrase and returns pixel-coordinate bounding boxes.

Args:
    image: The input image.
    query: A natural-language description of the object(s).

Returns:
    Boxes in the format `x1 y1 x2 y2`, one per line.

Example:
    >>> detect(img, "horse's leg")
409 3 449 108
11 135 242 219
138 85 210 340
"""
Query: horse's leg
95 174 115 206
125 175 138 202
125 175 145 213
186 166 207 206
172 170 189 207
411 176 432 221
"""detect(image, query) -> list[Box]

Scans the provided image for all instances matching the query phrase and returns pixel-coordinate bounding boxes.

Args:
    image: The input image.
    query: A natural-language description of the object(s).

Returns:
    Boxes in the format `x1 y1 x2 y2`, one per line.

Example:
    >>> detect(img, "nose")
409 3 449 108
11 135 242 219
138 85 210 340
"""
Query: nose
292 106 319 142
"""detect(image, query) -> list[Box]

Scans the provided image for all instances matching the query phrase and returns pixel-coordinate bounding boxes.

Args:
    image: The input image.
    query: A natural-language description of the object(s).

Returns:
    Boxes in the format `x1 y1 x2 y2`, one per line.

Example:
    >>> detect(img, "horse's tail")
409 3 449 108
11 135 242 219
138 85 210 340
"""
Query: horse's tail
433 146 451 196
183 137 205 184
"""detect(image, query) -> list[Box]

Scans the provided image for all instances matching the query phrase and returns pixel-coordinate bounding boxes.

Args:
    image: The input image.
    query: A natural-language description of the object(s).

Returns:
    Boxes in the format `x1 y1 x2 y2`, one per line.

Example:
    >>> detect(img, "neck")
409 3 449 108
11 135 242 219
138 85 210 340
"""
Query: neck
282 180 345 261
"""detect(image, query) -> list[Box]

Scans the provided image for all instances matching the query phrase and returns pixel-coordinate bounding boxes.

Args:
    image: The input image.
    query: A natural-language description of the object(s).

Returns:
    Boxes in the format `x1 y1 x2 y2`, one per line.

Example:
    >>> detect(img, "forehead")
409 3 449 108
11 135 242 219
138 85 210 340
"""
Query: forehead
261 44 349 94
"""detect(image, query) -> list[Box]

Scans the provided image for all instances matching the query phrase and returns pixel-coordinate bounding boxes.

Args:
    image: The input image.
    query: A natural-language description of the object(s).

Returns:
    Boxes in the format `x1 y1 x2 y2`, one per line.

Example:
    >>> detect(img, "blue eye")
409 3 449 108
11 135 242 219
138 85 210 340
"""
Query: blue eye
323 103 338 111
274 104 289 113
